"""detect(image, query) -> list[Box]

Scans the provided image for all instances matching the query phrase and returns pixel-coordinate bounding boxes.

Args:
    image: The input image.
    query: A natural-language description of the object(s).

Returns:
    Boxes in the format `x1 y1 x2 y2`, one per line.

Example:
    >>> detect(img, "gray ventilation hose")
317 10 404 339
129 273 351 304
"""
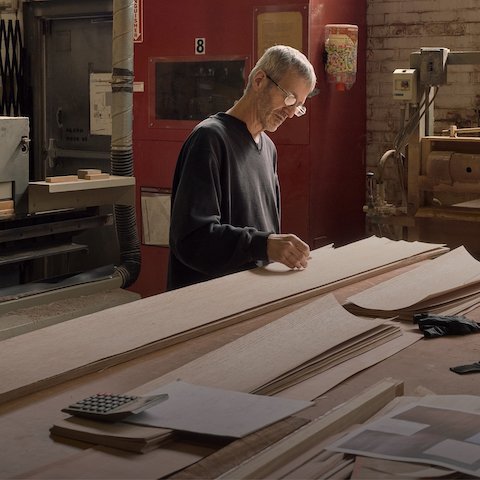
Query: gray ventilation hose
111 0 141 288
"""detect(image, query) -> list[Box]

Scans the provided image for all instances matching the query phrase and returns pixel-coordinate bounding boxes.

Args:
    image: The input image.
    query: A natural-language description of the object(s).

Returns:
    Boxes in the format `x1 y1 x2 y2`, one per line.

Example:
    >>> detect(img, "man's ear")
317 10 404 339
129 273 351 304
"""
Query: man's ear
252 70 267 92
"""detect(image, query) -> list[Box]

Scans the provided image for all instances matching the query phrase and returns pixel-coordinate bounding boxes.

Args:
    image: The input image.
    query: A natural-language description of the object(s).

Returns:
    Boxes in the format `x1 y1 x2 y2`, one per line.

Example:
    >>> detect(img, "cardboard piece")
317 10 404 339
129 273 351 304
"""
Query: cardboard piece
125 380 313 438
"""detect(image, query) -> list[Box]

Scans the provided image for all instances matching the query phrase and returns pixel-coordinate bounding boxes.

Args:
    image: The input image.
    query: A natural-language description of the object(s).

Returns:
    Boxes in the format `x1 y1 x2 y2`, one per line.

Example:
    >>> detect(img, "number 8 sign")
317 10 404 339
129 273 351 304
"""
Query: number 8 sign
195 38 206 55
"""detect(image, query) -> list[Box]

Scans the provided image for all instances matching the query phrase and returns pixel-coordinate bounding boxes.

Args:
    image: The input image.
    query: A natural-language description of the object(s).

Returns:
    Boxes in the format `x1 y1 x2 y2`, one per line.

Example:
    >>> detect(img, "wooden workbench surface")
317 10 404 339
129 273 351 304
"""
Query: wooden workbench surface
1 263 479 479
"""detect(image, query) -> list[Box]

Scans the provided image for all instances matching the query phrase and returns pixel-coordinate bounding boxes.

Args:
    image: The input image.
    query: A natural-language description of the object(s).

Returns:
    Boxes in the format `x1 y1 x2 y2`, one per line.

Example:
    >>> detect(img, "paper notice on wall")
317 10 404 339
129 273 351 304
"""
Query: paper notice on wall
141 189 171 247
89 73 112 136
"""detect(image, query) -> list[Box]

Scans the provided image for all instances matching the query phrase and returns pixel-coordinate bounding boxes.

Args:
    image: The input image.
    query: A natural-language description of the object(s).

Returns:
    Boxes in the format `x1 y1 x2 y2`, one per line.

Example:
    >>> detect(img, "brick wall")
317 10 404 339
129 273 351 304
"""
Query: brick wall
366 0 480 201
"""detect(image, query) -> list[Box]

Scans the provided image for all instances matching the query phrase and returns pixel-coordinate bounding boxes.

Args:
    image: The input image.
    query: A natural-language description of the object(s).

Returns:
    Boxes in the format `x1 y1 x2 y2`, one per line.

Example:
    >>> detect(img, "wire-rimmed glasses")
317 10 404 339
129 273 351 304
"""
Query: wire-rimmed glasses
265 73 307 117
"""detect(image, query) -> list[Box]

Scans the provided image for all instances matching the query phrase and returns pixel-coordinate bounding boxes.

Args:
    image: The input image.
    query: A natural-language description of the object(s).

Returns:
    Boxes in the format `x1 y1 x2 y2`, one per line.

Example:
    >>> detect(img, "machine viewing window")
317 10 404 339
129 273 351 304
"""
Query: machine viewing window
153 59 246 123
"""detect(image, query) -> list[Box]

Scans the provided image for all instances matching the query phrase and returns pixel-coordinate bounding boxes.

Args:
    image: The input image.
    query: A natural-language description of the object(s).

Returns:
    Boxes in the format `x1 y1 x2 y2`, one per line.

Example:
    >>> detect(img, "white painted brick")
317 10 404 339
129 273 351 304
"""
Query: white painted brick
465 22 480 35
367 83 380 96
371 0 450 15
379 81 396 96
366 13 387 26
419 11 462 22
384 12 421 24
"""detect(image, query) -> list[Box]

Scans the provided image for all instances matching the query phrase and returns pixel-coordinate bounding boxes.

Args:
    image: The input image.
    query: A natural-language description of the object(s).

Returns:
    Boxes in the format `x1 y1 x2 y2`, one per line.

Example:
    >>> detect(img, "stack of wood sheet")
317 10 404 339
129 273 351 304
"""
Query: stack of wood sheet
0 236 446 404
50 418 171 454
130 294 404 399
344 246 480 320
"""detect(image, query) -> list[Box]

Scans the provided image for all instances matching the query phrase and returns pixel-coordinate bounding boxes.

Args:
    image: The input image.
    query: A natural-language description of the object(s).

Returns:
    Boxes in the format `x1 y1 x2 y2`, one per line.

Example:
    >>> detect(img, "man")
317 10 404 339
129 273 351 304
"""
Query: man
167 45 317 290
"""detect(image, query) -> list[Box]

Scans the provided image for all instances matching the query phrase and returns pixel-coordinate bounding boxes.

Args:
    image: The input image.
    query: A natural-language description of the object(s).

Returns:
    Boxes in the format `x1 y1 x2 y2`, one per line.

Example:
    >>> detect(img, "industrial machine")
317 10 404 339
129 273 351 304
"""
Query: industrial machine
132 0 367 296
366 48 480 256
0 0 138 307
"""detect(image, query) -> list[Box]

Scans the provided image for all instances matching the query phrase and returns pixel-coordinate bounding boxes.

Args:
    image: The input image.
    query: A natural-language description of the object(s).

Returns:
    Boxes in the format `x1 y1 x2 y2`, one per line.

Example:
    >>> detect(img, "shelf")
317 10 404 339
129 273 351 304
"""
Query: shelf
28 176 136 213
0 243 88 266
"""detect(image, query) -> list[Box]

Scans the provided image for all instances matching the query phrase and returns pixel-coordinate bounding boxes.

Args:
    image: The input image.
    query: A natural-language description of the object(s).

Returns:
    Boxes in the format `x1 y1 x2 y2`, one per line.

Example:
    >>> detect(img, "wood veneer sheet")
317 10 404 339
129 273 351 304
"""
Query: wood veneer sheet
130 294 397 398
276 328 421 400
345 246 480 317
257 325 401 395
0 237 445 404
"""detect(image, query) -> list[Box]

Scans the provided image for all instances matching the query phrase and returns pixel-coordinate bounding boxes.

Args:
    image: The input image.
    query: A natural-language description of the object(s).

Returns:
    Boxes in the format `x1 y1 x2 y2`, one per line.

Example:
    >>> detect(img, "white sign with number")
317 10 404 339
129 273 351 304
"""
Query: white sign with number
195 38 206 55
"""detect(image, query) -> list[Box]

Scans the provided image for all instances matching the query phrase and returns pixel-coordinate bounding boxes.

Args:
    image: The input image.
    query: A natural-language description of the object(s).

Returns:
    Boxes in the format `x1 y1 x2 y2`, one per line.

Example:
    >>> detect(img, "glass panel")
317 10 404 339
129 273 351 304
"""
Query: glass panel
154 60 245 121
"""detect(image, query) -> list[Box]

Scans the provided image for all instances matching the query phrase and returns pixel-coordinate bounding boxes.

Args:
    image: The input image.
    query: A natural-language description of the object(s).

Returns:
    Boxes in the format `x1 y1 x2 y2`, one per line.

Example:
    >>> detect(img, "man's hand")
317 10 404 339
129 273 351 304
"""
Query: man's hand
267 234 310 269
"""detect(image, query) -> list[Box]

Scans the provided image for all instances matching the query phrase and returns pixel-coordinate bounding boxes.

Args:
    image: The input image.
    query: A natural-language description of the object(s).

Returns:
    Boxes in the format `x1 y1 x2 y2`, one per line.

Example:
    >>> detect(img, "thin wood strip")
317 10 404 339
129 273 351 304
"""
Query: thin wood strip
279 451 347 479
218 378 404 480
271 431 353 479
169 416 309 479
321 459 355 479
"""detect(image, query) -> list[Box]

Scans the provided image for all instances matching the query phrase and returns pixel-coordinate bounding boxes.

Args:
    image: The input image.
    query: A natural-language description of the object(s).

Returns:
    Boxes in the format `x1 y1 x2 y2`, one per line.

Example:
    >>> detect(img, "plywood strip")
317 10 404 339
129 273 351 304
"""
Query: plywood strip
168 417 308 480
218 378 404 479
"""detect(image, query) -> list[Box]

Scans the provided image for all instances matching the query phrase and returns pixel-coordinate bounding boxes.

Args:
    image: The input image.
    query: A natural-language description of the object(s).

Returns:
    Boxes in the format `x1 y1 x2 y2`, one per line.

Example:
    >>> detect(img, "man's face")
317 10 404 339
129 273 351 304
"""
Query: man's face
258 70 311 133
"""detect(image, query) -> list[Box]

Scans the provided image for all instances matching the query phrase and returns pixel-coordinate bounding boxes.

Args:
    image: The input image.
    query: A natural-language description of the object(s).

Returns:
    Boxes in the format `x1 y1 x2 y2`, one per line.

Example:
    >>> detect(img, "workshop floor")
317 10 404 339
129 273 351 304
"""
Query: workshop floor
0 287 141 340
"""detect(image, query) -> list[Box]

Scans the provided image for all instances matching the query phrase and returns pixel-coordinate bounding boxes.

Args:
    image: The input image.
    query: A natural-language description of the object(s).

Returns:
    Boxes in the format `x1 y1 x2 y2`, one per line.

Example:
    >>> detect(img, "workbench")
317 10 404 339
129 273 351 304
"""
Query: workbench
1 261 479 479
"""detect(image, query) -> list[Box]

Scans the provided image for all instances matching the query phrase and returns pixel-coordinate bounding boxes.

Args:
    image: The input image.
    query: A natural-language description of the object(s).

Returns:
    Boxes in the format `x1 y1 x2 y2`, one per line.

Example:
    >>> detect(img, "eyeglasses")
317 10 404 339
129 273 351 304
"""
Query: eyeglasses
265 74 307 117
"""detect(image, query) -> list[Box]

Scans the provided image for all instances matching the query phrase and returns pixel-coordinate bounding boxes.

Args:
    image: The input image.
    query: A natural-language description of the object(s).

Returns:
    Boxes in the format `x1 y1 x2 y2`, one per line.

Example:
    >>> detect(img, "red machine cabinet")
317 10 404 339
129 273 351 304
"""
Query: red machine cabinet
132 0 366 297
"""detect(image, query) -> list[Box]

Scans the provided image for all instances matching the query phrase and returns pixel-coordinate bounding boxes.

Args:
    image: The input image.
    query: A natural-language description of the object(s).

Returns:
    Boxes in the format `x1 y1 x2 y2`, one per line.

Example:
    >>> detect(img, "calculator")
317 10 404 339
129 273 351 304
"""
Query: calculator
61 392 169 422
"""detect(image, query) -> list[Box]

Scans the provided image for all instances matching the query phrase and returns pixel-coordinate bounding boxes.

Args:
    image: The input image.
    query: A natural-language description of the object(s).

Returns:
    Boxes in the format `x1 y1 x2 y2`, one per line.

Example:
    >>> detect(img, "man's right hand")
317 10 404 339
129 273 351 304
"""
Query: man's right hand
267 233 310 270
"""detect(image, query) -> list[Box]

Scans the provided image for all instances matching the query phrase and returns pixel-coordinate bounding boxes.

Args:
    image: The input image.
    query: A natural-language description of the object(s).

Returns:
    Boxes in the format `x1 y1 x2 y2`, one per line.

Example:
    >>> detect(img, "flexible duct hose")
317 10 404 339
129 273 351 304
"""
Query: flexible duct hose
111 0 141 288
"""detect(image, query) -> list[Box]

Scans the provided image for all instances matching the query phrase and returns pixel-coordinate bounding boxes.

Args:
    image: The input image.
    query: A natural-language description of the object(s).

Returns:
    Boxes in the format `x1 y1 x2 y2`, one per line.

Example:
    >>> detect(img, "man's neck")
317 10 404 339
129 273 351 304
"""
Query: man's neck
226 97 263 142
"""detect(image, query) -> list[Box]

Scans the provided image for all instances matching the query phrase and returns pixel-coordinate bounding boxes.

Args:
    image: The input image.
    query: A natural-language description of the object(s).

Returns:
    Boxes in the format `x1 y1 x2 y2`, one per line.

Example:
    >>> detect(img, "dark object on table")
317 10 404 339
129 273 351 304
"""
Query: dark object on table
413 313 480 338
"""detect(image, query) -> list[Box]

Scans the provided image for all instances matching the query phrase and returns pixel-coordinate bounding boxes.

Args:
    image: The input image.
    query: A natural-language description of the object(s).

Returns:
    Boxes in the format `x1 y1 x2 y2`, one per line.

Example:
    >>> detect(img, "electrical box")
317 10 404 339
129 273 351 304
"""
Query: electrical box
0 116 29 213
419 47 449 86
393 68 417 102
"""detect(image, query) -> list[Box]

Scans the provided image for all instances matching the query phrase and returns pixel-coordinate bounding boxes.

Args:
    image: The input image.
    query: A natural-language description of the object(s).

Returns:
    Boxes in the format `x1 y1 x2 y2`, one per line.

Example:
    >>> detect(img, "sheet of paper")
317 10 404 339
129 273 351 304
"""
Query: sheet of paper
125 380 313 438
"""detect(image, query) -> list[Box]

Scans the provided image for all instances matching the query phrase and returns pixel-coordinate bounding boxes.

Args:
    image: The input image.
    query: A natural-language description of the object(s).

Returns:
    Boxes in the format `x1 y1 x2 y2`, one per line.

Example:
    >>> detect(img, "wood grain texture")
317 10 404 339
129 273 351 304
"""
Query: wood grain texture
0 237 445 404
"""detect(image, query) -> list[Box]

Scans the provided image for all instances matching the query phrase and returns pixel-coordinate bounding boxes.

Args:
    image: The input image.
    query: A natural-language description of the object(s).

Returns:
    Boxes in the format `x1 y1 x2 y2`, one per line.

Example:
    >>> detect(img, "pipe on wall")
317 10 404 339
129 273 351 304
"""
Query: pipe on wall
111 0 141 288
